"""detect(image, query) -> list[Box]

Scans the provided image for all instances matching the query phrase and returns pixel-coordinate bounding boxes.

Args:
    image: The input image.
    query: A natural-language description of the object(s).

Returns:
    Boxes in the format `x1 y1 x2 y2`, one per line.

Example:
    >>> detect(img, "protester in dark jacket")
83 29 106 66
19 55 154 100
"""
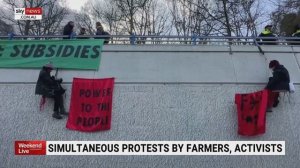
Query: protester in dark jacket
95 22 110 44
257 25 277 45
63 21 74 39
265 60 290 108
265 60 290 91
35 63 68 119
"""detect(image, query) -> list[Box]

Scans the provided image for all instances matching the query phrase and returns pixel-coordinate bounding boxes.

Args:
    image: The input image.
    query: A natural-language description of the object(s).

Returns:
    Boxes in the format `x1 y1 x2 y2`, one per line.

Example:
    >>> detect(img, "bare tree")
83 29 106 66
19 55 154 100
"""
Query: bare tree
221 0 232 37
87 0 122 34
133 0 171 36
167 0 215 37
85 0 171 36
279 13 300 36
112 0 150 35
74 9 94 35
150 0 172 35
271 0 300 35
178 0 264 37
0 19 14 35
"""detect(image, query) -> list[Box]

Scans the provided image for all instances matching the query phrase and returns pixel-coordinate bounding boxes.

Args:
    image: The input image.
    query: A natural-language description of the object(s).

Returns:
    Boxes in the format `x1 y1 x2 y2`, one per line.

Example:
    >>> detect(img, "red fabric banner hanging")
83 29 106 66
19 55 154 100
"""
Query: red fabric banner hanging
66 78 114 132
235 89 268 136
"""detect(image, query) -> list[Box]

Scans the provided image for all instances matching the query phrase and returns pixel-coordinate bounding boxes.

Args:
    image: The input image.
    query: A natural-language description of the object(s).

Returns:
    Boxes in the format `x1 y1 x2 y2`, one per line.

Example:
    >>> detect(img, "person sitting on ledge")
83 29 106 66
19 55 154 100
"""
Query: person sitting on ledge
265 60 290 111
35 63 68 119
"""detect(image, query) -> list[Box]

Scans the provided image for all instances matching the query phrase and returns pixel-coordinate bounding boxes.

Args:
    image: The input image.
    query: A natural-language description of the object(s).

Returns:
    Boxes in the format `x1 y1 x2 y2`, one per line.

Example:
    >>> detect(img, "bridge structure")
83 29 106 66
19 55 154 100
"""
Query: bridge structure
0 36 300 167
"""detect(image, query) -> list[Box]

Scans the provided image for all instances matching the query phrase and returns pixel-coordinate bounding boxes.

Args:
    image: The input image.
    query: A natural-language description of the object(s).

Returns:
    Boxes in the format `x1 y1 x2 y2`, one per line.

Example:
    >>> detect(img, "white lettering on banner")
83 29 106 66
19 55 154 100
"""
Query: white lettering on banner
46 141 285 155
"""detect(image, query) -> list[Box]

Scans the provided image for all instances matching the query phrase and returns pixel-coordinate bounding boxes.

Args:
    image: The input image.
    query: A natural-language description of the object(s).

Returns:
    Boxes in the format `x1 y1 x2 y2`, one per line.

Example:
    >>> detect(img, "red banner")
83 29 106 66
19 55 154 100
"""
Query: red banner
66 78 114 132
235 90 268 136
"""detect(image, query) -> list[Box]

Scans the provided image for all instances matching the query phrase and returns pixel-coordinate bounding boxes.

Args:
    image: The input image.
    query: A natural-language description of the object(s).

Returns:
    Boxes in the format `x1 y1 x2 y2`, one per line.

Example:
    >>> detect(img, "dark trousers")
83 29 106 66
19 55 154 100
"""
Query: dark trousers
53 93 64 112
267 91 279 108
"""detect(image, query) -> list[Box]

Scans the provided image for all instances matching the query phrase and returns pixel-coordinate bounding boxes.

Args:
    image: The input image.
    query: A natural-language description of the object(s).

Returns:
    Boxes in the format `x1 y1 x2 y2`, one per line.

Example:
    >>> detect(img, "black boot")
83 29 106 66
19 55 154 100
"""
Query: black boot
58 95 69 116
52 110 62 119
273 100 279 107
60 107 69 116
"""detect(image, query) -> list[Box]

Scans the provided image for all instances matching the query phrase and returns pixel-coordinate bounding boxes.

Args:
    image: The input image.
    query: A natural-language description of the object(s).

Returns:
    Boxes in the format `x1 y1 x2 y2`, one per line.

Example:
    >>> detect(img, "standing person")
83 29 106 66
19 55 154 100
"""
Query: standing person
35 63 68 119
95 22 110 44
265 60 290 110
63 21 75 39
291 24 300 45
257 25 277 45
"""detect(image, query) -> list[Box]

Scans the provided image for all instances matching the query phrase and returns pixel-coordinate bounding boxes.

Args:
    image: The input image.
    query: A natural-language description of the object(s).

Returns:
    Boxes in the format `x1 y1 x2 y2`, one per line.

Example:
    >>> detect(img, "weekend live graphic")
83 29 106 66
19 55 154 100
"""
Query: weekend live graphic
15 141 285 155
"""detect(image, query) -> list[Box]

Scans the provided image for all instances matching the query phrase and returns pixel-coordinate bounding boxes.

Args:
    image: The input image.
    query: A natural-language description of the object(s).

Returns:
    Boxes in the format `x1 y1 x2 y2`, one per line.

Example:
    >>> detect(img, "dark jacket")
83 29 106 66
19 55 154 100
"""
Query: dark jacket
257 30 277 45
265 65 290 91
95 29 110 44
63 24 74 39
35 68 56 97
78 32 89 39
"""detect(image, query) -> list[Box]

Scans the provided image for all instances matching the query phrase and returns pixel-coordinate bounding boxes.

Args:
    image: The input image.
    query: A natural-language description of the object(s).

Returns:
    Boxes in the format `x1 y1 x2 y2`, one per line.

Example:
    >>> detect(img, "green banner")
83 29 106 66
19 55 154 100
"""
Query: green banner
0 39 104 70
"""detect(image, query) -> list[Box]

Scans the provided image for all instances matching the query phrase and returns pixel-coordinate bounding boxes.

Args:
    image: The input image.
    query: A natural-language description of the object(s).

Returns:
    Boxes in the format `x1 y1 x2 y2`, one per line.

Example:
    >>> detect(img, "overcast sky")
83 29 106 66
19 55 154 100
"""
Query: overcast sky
65 0 88 11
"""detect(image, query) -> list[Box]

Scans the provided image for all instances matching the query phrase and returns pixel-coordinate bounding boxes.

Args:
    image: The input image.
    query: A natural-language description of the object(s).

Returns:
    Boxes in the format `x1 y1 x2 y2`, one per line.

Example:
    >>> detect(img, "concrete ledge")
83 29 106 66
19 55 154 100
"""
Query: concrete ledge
231 46 260 52
102 45 230 52
1 84 299 168
260 46 294 52
292 46 300 52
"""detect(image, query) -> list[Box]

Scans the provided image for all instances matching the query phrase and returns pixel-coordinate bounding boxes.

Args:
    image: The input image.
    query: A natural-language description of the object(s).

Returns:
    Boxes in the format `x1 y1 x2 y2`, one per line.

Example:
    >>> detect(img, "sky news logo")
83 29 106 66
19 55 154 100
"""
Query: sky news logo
14 8 42 20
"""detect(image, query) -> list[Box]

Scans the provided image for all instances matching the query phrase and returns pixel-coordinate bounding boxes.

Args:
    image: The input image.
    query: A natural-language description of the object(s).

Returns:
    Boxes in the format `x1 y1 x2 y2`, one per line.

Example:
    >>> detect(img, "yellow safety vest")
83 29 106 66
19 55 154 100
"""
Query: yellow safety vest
261 29 272 35
292 29 300 36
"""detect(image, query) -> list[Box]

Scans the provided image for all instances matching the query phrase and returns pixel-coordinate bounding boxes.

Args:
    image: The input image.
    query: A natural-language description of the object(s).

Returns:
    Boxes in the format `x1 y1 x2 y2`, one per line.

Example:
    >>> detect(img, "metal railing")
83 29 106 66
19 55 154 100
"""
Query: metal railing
0 34 300 46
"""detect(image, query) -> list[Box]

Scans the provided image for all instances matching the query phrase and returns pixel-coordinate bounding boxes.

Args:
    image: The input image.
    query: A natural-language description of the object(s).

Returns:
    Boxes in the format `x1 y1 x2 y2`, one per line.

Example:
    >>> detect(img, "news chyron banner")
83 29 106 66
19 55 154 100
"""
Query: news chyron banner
0 40 104 70
235 89 268 136
15 8 42 20
15 141 285 155
66 78 114 132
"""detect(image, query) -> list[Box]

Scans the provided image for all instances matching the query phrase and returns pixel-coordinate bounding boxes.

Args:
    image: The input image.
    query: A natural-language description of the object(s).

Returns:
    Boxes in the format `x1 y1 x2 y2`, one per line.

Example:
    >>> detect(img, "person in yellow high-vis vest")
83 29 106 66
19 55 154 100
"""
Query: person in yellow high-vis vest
257 25 277 45
291 24 300 45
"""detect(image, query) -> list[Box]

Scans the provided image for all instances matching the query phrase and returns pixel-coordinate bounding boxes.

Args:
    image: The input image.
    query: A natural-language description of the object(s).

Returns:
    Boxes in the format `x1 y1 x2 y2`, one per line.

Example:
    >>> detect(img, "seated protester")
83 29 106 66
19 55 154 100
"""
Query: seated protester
257 25 277 45
63 21 74 39
291 24 300 45
95 22 110 44
78 27 89 39
265 60 290 109
35 63 68 119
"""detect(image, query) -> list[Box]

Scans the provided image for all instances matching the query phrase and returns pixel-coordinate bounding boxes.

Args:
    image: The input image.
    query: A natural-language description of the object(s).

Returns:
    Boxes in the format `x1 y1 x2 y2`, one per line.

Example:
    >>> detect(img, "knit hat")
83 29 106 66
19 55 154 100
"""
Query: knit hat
269 60 279 68
265 25 272 29
43 62 54 69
